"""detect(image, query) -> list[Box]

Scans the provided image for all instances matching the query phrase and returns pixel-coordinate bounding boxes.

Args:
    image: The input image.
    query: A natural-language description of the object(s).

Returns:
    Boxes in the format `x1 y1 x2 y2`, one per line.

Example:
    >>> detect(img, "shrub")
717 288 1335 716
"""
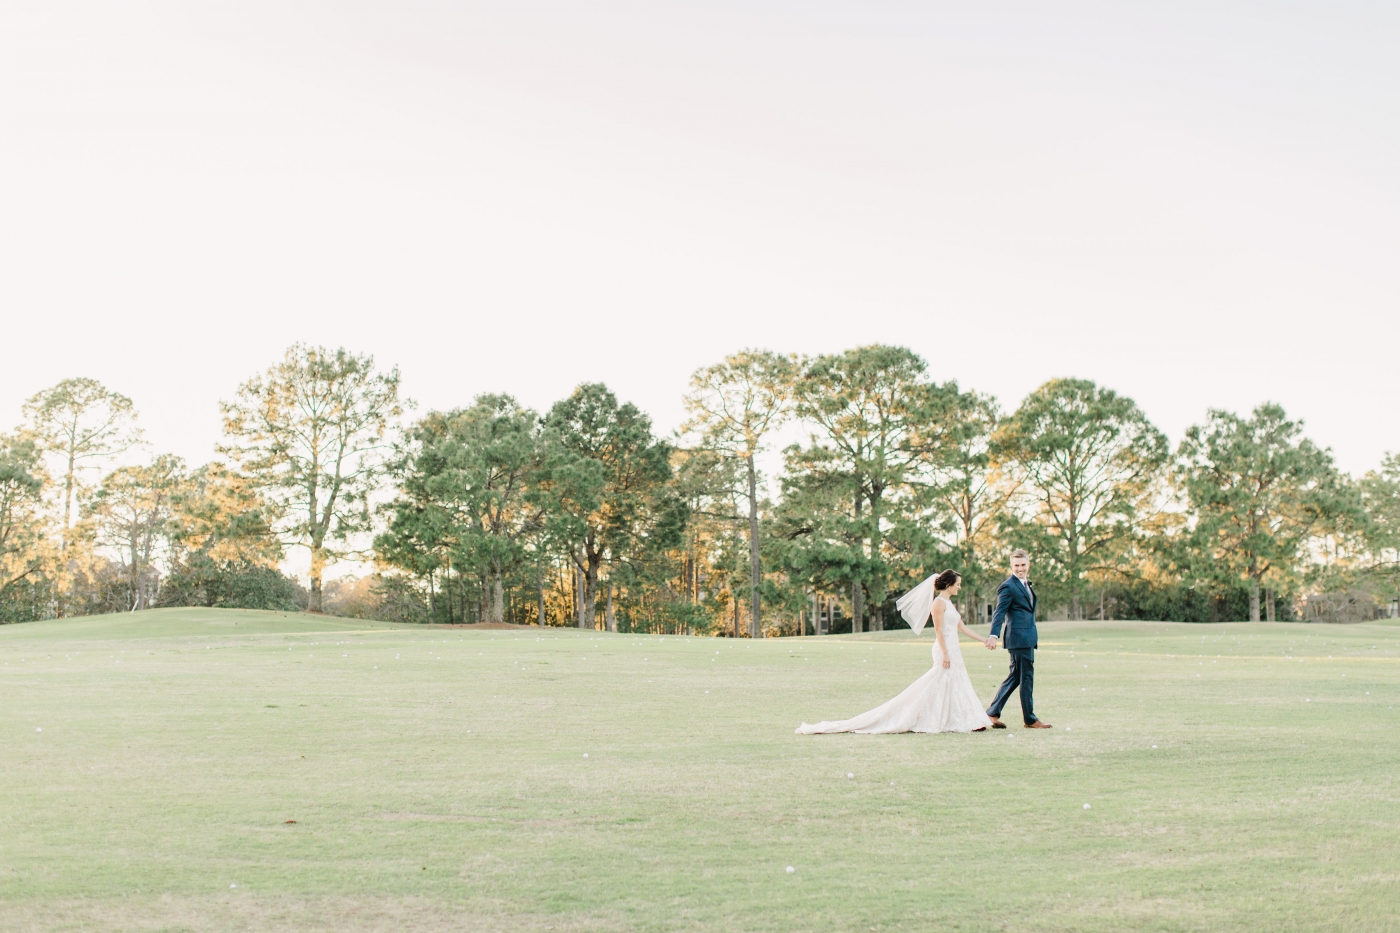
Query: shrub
158 559 304 612
0 576 55 623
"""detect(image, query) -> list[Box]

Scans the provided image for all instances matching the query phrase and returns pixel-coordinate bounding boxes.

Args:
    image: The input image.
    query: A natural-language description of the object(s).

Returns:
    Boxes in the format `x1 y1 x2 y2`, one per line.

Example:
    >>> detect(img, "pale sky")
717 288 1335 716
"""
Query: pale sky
3 1 1397 477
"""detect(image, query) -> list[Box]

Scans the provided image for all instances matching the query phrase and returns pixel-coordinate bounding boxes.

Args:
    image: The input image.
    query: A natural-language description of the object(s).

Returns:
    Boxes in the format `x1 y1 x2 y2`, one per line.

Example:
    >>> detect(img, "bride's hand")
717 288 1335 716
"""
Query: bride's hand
942 657 951 669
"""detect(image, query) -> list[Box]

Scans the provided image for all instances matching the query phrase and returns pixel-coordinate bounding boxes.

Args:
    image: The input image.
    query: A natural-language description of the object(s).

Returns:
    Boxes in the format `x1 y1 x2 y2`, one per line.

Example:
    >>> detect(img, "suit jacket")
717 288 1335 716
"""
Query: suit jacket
990 575 1038 650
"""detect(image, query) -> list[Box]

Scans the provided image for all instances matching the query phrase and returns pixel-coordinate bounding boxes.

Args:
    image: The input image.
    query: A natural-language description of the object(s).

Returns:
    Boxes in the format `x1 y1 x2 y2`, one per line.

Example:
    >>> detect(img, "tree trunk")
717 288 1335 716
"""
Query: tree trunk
580 561 598 630
128 534 141 612
60 447 76 554
1266 589 1276 623
308 544 324 612
850 493 863 634
575 565 585 628
747 455 762 638
536 562 546 627
1249 579 1260 623
1070 592 1081 621
867 522 882 632
489 565 505 624
605 580 615 632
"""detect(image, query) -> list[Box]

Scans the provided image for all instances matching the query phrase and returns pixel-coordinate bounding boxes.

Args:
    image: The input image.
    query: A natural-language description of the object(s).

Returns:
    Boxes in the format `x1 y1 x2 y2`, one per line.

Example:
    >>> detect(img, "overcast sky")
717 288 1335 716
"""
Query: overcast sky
2 1 1397 476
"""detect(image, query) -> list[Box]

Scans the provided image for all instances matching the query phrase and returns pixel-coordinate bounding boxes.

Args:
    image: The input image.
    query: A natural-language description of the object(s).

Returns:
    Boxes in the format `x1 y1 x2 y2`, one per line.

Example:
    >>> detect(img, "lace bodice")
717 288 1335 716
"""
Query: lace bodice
936 596 961 633
932 597 966 666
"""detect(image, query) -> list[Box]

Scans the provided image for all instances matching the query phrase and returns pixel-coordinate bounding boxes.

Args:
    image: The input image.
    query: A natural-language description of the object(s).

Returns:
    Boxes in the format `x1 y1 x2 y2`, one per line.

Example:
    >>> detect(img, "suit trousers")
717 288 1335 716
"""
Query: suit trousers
986 647 1037 725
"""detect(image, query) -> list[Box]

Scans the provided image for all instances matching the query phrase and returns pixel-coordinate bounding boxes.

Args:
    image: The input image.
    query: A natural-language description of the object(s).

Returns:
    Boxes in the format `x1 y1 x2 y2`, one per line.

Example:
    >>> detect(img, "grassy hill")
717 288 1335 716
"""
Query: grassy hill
4 607 404 640
2 609 1398 932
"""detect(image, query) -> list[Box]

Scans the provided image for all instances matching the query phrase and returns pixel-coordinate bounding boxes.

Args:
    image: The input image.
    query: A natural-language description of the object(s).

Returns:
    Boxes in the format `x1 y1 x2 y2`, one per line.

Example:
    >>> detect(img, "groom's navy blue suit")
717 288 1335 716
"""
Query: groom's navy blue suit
987 576 1040 725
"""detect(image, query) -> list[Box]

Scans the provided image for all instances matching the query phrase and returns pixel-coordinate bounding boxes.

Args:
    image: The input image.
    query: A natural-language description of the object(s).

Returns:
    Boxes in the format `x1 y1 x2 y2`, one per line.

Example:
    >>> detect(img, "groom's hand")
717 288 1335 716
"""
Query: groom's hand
984 637 997 649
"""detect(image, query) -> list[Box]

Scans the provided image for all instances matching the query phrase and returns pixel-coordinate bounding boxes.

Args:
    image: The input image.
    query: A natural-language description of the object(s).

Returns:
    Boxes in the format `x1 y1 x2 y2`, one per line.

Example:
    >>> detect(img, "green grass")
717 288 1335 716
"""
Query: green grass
2 608 1399 932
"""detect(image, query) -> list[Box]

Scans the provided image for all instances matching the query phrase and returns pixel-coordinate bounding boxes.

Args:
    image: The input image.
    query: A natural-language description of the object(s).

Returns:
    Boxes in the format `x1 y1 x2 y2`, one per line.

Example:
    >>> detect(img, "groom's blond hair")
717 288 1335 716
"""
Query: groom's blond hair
1009 548 1029 561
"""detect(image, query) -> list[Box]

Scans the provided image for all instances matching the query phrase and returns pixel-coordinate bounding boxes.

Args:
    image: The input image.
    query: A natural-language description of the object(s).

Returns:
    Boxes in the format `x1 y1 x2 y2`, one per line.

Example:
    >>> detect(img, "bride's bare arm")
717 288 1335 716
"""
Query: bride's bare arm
957 618 997 649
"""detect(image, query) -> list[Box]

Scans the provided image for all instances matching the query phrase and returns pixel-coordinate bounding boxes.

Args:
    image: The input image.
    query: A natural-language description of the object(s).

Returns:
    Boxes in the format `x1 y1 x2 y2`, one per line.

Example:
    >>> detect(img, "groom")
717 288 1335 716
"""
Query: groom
986 549 1051 729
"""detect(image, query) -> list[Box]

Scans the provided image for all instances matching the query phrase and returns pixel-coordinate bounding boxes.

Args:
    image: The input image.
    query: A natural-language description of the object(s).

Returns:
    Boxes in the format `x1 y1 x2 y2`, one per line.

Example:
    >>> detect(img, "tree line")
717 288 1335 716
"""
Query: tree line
2 344 1397 631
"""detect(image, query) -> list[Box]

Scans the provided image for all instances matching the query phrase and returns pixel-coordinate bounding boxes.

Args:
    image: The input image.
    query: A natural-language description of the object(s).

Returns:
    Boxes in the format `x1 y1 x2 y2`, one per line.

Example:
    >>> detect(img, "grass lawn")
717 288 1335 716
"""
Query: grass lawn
2 608 1399 932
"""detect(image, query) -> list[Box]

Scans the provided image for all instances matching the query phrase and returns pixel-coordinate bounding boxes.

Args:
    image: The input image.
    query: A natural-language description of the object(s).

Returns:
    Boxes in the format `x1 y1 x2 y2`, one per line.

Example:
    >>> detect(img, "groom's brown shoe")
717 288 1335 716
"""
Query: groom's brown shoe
1024 721 1053 729
988 717 1007 729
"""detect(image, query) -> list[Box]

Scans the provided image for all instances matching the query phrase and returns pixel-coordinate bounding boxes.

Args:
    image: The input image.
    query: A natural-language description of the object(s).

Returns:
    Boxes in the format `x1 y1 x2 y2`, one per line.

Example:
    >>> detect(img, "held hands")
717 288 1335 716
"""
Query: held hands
983 636 998 650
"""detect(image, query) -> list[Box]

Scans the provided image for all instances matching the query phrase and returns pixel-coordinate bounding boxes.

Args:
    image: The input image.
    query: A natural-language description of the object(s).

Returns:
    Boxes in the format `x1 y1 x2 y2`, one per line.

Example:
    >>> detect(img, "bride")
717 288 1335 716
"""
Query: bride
796 570 996 735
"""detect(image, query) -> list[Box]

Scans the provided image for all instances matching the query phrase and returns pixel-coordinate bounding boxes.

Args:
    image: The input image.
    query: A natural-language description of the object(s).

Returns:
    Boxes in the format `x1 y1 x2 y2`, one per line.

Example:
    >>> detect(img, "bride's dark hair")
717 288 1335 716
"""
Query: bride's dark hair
932 569 961 592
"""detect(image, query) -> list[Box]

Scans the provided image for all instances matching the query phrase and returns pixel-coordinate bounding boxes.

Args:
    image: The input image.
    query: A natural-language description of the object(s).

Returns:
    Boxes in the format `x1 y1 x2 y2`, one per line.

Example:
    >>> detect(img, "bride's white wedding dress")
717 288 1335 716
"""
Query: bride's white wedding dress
796 598 993 735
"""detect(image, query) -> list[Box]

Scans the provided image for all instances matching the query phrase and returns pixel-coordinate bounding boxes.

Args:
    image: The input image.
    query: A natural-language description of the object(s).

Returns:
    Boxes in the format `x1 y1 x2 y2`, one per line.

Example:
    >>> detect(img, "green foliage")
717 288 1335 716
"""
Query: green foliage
86 454 185 611
158 557 304 611
0 573 54 623
167 463 283 568
1360 454 1400 602
8 346 1400 628
909 385 1005 615
1094 578 1288 623
788 345 951 630
374 384 687 631
377 395 546 624
994 378 1168 619
772 447 871 596
683 349 796 636
541 383 679 629
1178 403 1353 620
220 344 403 612
0 434 50 603
0 436 43 503
368 574 431 624
22 377 142 551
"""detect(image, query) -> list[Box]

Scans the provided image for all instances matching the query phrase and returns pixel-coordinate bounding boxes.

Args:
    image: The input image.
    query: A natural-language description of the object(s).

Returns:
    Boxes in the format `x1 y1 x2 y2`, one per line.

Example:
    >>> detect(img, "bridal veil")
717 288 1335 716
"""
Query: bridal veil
894 573 941 635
